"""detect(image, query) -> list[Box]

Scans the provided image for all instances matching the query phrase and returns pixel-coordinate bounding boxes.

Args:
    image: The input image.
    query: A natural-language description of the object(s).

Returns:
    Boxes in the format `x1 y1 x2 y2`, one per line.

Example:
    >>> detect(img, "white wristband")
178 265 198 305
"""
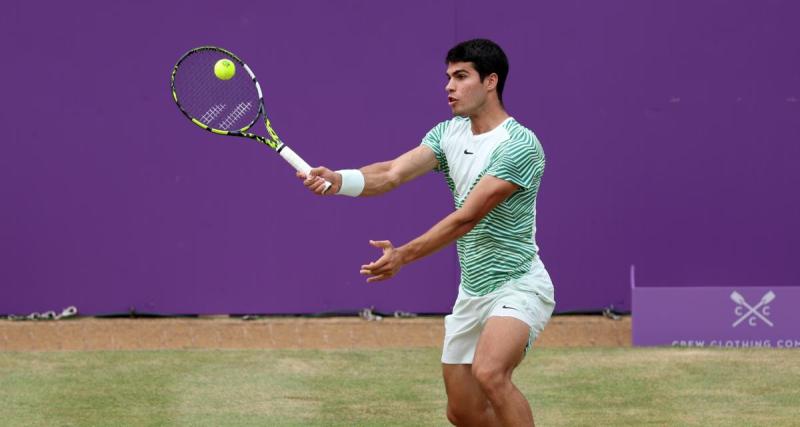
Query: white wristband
336 169 365 197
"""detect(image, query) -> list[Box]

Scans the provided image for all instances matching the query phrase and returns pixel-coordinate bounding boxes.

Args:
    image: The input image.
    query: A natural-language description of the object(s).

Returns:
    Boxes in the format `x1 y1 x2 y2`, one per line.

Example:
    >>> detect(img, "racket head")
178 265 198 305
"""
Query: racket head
170 46 264 135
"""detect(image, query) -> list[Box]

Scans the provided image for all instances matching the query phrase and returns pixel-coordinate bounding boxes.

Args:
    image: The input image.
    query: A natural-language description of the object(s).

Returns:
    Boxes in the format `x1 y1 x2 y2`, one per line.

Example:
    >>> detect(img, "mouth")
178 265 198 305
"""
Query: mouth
448 96 457 106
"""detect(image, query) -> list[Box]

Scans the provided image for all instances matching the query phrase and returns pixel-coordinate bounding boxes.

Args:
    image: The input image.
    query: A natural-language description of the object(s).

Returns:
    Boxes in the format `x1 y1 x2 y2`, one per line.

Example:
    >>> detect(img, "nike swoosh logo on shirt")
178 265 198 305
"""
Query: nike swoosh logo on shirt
464 149 474 155
501 305 518 311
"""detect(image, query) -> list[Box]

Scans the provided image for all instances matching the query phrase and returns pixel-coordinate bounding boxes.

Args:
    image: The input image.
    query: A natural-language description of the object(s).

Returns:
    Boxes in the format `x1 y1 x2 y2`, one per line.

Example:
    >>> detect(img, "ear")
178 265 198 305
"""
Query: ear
484 73 499 91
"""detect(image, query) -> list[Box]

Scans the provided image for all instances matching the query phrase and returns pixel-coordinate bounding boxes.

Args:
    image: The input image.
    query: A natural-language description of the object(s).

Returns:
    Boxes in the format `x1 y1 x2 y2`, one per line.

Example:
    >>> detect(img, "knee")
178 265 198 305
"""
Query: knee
446 401 485 426
446 404 463 425
471 363 510 398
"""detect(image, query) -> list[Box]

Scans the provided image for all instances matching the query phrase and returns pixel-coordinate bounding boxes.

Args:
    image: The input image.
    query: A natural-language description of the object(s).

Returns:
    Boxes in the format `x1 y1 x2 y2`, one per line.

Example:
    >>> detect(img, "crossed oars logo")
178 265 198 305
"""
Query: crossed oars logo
730 291 775 327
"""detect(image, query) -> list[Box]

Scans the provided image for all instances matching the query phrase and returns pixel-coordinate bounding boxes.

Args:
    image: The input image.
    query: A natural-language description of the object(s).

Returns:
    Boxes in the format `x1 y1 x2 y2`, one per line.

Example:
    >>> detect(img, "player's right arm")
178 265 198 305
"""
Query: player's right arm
297 145 438 196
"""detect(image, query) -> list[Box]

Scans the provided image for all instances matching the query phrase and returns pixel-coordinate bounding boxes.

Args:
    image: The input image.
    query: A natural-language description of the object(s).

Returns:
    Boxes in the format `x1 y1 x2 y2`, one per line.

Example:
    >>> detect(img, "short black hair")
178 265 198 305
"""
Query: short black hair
446 39 509 103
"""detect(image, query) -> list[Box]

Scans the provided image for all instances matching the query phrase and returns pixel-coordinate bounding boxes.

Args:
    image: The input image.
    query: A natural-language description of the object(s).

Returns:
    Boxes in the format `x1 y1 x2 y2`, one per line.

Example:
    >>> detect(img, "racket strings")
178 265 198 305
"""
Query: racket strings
173 49 260 132
218 101 254 130
200 103 227 124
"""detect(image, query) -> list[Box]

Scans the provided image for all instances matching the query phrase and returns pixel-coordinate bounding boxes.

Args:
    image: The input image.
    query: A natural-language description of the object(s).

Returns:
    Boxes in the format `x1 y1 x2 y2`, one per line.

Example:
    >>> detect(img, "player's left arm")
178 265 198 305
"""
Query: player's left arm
361 175 518 282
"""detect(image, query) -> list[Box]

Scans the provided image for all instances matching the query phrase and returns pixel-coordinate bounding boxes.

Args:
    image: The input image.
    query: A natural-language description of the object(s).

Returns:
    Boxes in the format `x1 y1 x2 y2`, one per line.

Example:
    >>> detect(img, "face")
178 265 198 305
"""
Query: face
445 62 496 117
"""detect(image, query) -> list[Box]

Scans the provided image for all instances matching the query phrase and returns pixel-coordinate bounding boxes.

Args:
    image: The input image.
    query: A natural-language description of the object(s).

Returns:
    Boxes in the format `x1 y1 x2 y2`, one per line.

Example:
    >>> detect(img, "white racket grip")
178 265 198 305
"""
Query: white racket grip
279 145 332 193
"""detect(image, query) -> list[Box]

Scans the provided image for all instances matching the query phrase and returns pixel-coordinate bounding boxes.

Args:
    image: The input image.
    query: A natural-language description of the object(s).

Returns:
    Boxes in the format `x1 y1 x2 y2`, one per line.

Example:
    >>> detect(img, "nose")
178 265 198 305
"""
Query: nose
445 78 455 93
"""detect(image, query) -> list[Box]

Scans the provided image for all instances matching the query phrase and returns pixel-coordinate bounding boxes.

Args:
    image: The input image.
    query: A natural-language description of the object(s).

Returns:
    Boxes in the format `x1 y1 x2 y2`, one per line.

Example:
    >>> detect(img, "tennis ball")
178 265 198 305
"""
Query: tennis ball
214 59 236 80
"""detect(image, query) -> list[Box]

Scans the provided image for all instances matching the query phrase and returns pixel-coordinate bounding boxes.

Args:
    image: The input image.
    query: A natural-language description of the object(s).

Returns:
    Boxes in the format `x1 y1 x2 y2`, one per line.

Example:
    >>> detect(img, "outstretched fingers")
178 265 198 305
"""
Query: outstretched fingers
361 240 400 282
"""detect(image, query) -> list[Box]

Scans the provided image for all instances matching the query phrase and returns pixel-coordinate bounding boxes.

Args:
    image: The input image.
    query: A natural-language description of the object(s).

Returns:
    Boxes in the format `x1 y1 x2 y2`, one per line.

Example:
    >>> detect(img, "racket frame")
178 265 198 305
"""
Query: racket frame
171 46 330 191
171 46 283 150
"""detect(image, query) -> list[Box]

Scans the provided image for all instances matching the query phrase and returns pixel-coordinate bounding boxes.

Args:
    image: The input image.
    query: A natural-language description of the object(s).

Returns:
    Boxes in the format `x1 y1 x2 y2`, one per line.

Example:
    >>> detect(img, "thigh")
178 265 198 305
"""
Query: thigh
488 270 555 353
473 316 531 372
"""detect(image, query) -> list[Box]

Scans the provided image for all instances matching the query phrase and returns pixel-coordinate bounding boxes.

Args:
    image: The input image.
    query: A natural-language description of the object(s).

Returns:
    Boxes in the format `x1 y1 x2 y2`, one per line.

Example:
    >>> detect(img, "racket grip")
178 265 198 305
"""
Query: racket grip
279 145 332 193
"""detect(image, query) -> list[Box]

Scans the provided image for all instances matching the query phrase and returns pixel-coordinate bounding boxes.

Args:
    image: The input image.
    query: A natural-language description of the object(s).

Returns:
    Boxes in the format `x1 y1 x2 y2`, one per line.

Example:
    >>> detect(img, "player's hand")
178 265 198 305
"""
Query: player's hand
360 240 405 283
296 167 341 195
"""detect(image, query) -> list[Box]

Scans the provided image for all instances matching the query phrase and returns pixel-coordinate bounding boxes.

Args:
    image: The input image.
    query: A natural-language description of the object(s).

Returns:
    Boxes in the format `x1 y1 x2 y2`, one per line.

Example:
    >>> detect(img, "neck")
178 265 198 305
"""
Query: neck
468 101 509 134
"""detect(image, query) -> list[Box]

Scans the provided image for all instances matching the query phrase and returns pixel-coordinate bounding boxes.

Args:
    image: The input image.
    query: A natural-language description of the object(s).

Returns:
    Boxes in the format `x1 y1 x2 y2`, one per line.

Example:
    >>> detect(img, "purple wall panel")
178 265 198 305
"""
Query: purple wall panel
1 1 798 315
1 1 459 315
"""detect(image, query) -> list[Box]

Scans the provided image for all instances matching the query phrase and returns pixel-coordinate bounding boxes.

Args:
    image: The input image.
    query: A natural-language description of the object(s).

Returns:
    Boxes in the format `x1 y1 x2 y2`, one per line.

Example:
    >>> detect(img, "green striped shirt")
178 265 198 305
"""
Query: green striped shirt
421 117 545 296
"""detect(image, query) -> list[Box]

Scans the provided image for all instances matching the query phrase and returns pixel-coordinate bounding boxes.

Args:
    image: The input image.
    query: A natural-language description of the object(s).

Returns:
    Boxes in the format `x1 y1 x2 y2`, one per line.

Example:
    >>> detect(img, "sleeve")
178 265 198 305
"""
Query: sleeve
485 137 545 190
420 120 449 173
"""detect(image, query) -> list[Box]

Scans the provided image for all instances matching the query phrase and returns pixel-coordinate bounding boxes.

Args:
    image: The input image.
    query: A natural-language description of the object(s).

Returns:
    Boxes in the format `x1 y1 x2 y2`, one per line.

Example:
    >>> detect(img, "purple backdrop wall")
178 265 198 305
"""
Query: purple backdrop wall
1 1 798 315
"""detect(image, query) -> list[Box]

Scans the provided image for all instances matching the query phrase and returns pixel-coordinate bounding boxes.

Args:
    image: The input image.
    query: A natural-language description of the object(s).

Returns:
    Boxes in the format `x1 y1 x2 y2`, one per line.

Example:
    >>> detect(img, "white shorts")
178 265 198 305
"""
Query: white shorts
441 256 555 364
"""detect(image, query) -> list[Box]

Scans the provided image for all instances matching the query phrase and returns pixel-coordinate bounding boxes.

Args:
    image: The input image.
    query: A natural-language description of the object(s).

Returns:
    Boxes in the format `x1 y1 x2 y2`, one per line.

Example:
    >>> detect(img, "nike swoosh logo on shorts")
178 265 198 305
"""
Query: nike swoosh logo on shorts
501 305 517 311
464 149 474 155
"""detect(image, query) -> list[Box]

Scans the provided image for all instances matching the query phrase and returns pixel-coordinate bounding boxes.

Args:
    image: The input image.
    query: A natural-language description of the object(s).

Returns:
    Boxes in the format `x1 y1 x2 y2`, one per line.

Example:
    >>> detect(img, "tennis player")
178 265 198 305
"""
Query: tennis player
299 39 555 426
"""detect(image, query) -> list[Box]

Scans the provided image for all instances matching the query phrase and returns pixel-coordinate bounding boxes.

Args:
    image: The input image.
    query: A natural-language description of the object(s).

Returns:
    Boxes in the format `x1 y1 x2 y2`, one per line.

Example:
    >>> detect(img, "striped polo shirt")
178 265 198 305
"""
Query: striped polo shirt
421 116 545 296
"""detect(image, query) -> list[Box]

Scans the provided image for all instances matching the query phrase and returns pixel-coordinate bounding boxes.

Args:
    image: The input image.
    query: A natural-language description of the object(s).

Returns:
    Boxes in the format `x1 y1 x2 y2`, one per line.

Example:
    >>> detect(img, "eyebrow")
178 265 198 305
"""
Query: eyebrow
447 69 470 77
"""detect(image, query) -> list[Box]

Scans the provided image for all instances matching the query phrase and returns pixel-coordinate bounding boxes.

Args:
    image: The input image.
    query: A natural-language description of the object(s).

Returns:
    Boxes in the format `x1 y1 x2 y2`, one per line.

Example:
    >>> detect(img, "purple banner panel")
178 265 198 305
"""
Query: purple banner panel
633 286 800 348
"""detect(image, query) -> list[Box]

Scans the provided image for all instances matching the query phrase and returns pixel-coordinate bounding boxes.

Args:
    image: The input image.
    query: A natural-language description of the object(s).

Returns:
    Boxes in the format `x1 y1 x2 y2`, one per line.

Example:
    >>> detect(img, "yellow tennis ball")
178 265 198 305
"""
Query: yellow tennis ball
214 59 236 80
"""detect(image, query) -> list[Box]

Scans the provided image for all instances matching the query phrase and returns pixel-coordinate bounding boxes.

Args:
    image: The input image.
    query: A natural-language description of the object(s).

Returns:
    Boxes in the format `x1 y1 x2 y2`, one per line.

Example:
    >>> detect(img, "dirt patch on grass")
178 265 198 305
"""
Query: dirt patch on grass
0 315 630 351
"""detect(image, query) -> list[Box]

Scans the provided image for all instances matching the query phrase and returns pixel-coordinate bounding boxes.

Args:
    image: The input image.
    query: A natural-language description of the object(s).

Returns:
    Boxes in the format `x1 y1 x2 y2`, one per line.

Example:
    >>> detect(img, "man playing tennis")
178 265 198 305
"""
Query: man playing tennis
299 39 555 426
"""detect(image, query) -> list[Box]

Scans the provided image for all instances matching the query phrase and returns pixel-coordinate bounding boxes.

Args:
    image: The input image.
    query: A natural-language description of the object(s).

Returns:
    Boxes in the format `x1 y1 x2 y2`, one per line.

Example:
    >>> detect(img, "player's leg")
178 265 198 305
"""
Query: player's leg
441 287 500 426
442 363 499 426
471 257 555 425
472 316 534 426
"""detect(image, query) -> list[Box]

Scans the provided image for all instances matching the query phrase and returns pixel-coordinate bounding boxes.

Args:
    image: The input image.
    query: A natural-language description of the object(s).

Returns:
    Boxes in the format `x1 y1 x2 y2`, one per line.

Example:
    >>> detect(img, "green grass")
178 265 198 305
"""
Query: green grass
1 348 798 426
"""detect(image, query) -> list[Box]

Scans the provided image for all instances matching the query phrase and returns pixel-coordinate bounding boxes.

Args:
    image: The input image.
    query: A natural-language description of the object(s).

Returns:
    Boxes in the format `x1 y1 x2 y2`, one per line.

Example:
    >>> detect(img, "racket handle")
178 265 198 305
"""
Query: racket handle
279 145 332 194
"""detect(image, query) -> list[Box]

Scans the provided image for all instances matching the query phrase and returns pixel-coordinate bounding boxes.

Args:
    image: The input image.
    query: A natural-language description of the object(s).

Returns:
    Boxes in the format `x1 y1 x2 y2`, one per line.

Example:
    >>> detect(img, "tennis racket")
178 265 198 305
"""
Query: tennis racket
170 46 331 192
